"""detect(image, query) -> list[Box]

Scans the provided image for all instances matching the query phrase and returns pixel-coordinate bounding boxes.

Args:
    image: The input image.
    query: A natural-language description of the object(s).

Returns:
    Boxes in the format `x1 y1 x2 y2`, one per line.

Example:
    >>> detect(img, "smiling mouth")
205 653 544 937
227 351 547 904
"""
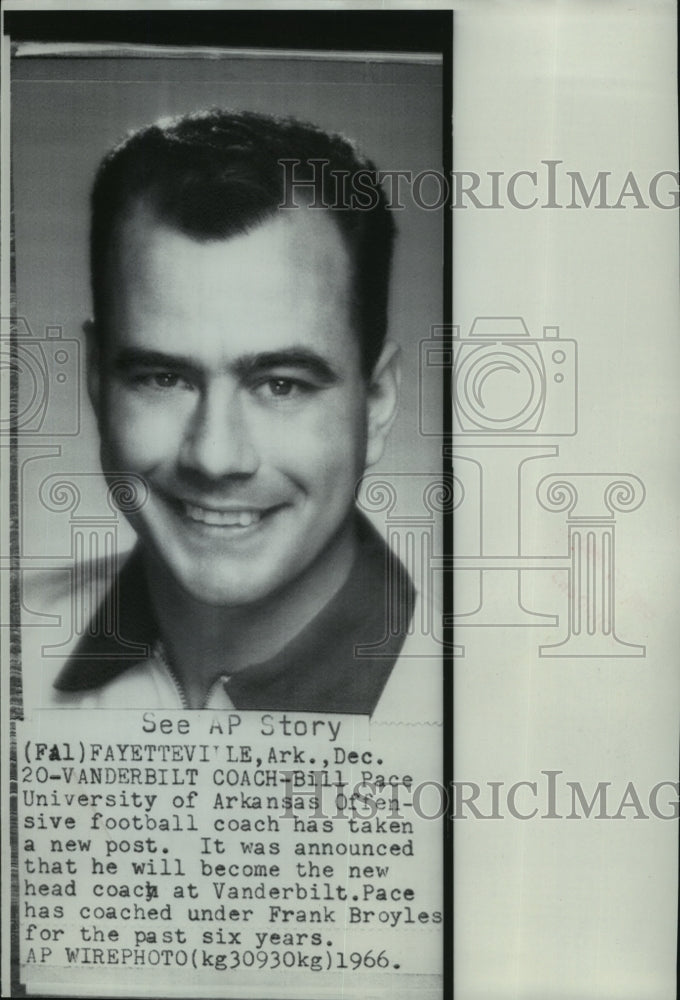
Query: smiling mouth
183 503 263 528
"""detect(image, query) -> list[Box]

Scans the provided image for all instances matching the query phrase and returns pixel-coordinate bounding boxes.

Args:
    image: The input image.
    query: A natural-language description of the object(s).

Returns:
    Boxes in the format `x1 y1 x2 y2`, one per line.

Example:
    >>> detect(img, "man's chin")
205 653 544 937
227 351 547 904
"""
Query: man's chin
149 546 290 608
138 506 357 610
177 577 272 609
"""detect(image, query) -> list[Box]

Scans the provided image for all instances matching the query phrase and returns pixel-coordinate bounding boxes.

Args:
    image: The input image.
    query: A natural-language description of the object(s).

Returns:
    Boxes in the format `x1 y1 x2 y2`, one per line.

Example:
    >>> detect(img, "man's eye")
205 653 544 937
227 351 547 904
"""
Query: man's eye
151 372 178 388
133 372 190 390
268 378 295 396
255 377 311 400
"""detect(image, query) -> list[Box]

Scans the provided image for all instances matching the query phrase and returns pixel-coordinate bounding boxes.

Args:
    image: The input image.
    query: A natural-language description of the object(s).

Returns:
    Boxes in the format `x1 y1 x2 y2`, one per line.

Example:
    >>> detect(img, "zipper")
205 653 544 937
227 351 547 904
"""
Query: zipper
154 639 189 710
154 639 233 709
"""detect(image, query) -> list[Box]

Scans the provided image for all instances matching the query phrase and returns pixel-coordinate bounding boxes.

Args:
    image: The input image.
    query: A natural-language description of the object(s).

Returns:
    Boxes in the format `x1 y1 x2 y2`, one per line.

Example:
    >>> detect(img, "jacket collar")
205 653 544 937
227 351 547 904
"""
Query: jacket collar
55 514 415 715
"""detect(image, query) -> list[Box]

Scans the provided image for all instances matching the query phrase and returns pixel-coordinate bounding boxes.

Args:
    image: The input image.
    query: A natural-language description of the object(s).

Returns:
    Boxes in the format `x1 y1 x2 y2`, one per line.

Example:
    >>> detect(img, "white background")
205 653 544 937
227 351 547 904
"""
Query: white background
453 4 678 999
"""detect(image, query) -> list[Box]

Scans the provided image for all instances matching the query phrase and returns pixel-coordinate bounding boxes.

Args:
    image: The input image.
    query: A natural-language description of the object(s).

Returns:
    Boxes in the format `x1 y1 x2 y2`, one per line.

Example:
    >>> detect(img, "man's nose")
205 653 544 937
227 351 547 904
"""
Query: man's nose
179 384 260 479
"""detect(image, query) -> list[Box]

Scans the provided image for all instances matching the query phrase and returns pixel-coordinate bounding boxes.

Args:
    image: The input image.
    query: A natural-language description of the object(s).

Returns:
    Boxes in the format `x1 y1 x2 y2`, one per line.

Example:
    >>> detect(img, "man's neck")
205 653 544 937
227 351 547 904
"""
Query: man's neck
145 518 359 709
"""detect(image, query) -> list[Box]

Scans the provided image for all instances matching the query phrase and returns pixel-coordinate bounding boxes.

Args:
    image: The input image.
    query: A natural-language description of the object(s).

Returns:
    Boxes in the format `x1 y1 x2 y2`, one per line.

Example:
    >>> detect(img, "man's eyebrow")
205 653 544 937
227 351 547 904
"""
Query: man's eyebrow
111 349 201 376
110 347 342 385
233 350 341 385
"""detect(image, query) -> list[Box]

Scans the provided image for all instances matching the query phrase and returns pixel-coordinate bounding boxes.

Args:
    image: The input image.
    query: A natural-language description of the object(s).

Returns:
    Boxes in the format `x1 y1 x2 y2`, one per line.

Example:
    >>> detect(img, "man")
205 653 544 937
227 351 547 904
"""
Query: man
32 109 440 715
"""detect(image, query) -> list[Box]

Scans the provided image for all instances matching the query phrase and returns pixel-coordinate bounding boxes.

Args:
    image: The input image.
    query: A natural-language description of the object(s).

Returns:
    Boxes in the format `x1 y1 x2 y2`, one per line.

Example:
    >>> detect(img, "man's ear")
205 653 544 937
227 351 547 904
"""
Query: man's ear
365 341 401 469
83 319 101 419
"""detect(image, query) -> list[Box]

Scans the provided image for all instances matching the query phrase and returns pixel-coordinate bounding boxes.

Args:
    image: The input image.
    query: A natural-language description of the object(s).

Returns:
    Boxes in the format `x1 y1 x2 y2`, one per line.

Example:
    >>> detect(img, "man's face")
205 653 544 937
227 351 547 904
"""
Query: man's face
90 203 396 607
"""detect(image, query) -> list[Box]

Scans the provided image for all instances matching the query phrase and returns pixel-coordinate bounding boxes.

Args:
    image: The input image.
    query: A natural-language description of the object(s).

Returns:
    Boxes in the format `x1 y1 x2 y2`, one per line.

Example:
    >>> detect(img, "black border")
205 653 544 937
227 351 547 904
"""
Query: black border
4 9 451 54
3 9 454 1000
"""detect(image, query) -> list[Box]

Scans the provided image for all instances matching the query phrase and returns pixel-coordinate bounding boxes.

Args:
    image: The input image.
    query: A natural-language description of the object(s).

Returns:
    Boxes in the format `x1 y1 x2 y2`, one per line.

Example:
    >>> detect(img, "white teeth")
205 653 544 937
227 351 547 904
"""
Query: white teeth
184 504 261 527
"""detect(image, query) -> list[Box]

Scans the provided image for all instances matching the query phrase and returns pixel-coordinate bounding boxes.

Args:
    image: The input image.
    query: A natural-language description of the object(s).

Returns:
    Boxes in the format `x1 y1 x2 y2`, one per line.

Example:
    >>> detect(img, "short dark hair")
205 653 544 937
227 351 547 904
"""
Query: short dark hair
90 108 396 375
